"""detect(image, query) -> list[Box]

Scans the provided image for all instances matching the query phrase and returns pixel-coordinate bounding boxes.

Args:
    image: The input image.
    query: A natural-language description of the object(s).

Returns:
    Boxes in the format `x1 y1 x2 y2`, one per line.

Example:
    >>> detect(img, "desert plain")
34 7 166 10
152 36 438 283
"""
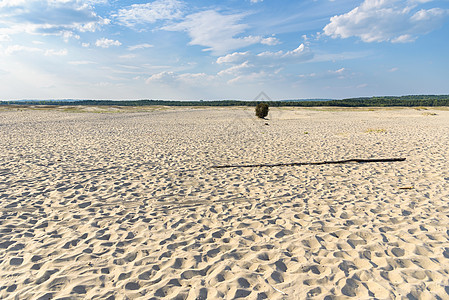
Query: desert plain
0 106 449 299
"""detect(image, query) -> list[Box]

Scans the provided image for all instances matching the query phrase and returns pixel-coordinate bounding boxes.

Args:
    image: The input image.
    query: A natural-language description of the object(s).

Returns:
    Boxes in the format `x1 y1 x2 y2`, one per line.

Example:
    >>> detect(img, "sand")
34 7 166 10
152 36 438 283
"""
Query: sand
0 106 448 299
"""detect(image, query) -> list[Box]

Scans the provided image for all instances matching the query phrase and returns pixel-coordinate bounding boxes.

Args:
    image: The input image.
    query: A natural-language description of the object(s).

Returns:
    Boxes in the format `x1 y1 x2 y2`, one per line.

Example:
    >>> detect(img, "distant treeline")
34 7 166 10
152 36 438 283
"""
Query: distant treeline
2 95 449 107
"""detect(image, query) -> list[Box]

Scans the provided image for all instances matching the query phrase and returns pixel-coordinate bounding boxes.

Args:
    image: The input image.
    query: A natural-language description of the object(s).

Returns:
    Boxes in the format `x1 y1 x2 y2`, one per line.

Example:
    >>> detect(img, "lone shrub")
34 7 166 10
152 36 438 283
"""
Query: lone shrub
255 103 269 119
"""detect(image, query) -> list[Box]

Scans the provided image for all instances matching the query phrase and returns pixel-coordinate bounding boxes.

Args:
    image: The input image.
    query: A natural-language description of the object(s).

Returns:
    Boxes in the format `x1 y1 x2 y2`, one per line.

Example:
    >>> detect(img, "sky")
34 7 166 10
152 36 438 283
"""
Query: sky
0 0 448 100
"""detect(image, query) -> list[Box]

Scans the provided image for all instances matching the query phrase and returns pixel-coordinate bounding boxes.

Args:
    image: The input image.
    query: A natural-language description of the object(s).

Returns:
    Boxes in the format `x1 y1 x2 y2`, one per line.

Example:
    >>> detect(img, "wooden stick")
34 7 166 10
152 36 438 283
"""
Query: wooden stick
211 158 406 169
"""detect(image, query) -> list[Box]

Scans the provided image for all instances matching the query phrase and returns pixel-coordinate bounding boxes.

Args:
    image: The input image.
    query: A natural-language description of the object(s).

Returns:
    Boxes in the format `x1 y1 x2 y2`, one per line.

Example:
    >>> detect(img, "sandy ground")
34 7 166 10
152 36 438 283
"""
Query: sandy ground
0 106 449 299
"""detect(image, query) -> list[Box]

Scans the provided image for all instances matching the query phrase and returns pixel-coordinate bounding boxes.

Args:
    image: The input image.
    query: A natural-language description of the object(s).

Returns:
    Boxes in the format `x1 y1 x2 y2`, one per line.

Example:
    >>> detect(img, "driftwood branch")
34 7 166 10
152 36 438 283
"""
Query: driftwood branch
211 158 406 169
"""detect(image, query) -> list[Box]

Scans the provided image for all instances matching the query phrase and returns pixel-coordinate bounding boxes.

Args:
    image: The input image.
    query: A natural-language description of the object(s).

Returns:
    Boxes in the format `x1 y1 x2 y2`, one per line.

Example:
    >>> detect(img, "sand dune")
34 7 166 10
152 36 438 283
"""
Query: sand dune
1 106 449 299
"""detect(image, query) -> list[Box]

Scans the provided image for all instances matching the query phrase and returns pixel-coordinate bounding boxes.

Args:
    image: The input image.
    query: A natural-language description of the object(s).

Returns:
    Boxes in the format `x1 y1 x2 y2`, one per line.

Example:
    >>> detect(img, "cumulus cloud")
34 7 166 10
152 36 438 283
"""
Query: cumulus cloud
323 0 449 43
260 37 280 46
217 43 313 66
146 71 176 83
163 10 278 55
115 0 183 27
61 31 80 42
216 51 250 64
217 61 252 76
257 44 313 60
0 0 109 40
213 43 313 84
95 38 122 48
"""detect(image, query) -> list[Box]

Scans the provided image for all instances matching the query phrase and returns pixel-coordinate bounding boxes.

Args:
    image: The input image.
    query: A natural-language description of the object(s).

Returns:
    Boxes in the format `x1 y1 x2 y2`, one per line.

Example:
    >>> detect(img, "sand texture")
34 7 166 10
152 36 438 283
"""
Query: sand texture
1 106 449 299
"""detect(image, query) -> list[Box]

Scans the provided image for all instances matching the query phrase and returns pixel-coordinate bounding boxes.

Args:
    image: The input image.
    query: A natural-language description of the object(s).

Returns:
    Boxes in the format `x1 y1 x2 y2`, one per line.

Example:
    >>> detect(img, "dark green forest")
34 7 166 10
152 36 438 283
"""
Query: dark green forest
1 95 449 107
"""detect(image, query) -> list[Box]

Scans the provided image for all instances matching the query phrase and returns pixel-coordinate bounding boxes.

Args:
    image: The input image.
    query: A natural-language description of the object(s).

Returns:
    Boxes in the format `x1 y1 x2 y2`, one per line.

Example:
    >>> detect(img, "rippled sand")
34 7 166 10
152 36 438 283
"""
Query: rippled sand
1 106 448 299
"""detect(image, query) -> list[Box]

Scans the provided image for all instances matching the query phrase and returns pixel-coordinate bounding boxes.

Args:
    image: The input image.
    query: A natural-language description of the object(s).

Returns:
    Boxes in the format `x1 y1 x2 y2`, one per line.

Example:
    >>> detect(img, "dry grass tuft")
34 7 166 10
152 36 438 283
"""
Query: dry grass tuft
422 112 437 116
365 128 387 134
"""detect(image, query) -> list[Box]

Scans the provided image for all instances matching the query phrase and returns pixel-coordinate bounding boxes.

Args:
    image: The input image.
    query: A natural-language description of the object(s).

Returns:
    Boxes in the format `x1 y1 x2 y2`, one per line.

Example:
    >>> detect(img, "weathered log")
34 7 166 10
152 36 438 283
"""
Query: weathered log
211 158 406 169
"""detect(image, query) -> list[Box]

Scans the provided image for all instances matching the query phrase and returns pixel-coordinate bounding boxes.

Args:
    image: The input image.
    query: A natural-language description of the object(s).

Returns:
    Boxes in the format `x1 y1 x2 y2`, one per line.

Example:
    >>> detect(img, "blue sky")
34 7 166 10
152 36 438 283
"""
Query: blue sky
0 0 448 100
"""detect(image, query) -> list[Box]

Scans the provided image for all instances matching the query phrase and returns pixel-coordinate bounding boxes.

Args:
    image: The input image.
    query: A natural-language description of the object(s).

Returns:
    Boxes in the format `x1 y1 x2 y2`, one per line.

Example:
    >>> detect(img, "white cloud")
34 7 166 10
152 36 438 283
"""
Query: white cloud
217 61 252 77
257 43 312 60
298 72 316 79
4 45 42 55
146 71 215 86
323 0 449 43
0 0 27 8
95 38 122 48
261 37 280 46
215 43 313 84
0 34 11 42
3 44 67 56
145 62 276 87
146 71 175 83
216 51 250 64
0 0 109 41
217 43 313 66
328 67 348 79
331 67 345 74
226 71 270 84
44 49 68 56
61 31 80 42
163 10 278 55
391 34 416 43
297 68 353 81
115 0 183 27
128 43 154 51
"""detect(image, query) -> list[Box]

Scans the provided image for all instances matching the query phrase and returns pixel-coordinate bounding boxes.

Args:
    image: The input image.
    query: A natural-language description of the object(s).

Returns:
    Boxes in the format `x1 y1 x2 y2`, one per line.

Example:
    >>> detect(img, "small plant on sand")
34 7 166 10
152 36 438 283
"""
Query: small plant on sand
255 103 269 119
